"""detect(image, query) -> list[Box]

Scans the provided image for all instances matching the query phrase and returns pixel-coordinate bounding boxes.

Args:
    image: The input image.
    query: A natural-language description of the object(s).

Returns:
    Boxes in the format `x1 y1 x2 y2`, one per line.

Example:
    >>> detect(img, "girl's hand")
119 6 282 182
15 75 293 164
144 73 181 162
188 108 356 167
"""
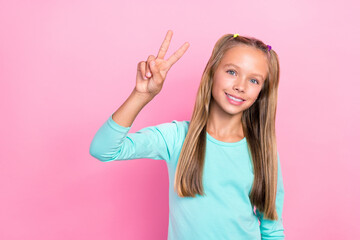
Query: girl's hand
135 30 190 97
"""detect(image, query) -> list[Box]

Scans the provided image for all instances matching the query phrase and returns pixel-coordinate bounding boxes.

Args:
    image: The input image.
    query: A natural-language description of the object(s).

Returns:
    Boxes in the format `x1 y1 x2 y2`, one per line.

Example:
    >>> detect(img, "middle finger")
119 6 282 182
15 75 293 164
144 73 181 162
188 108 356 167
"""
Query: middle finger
166 42 190 67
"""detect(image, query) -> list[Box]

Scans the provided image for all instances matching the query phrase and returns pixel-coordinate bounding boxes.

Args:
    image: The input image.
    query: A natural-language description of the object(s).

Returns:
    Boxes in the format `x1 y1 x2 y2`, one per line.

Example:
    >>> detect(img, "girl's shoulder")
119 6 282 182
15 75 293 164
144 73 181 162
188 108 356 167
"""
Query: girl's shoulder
169 119 190 135
145 119 189 139
164 120 190 144
171 120 190 128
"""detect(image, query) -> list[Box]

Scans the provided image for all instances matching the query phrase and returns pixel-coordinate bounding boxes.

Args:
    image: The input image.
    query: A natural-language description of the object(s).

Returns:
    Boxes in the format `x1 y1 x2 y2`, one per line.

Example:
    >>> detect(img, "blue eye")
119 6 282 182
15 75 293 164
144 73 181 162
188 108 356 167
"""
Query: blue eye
250 79 259 84
226 70 236 76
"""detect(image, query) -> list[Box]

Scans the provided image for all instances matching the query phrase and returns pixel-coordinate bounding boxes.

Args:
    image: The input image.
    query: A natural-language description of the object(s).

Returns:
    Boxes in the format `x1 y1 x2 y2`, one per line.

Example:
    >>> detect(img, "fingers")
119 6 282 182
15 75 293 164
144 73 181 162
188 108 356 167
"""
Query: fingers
138 61 147 80
149 58 161 82
166 42 190 68
145 55 156 78
157 30 173 59
139 31 189 82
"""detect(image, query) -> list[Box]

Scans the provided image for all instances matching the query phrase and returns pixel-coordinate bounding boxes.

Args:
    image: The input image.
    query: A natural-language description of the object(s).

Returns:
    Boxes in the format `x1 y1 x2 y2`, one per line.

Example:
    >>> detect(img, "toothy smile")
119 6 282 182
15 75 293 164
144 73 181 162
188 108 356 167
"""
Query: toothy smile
225 93 245 102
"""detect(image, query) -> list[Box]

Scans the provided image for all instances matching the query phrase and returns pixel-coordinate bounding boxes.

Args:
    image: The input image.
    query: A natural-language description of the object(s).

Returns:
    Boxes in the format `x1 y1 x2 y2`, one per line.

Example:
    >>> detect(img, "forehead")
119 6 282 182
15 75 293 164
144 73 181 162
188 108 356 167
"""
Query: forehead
220 45 269 75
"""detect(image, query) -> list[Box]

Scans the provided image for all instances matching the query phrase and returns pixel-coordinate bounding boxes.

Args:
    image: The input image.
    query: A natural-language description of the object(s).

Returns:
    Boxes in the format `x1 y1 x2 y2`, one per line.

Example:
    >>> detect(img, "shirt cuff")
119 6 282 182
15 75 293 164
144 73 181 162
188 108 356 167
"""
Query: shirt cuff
106 115 133 133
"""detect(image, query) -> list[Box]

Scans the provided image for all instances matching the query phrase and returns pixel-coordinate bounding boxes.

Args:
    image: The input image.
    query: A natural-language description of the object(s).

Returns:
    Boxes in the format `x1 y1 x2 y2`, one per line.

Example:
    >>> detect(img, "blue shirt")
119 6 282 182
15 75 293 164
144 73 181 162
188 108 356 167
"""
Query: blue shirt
89 115 285 239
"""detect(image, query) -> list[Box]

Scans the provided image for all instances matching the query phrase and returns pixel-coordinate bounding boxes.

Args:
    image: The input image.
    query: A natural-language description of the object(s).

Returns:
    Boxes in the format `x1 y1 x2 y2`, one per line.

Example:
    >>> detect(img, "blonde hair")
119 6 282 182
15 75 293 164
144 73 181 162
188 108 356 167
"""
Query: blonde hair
174 34 280 220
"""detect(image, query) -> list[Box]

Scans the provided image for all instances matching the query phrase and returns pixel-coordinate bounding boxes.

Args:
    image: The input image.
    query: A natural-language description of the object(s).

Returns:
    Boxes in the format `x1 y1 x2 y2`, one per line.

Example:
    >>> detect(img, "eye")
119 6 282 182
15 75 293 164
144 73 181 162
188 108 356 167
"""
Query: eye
250 79 259 84
226 69 237 76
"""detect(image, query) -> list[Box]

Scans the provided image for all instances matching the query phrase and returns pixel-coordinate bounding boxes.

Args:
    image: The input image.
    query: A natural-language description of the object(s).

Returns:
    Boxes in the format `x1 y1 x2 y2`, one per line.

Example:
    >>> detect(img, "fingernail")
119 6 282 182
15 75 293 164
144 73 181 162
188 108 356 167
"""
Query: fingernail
151 61 155 66
146 72 151 77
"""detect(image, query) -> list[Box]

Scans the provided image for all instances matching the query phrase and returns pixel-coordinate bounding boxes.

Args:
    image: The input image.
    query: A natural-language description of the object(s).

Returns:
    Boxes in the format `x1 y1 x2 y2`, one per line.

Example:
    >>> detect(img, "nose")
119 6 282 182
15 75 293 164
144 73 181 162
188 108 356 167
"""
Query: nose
233 77 246 92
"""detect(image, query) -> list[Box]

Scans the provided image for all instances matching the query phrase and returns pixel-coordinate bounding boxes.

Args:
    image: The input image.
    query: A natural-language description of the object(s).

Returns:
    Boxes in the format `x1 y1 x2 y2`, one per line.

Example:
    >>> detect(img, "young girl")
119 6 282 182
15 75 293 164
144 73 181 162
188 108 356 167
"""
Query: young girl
90 30 284 239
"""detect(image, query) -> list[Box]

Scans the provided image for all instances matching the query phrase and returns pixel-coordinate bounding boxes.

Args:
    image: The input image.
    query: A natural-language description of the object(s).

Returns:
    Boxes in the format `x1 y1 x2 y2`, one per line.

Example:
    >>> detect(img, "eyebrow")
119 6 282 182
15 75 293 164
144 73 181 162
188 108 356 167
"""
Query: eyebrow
223 63 265 80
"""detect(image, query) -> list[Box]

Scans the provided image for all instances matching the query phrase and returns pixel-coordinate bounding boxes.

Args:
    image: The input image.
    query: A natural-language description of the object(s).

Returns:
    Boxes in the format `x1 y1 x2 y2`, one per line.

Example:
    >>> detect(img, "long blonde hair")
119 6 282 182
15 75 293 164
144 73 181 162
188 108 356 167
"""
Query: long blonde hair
174 34 280 220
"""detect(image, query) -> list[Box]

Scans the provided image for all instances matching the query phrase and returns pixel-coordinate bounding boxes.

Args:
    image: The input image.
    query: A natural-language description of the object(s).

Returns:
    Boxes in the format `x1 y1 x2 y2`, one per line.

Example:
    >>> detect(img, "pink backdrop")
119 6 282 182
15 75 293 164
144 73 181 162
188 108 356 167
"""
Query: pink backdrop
1 0 359 239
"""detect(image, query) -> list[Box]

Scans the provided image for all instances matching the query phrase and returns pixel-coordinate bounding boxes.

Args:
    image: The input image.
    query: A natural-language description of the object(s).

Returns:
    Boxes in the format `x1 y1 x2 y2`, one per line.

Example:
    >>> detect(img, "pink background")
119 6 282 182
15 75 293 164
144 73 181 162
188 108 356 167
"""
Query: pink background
1 0 359 239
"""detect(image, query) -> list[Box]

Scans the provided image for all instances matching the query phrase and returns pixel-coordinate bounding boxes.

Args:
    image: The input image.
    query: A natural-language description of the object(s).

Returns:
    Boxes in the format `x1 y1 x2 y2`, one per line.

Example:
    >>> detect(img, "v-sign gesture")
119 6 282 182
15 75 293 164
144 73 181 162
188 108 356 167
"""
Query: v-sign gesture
135 30 190 97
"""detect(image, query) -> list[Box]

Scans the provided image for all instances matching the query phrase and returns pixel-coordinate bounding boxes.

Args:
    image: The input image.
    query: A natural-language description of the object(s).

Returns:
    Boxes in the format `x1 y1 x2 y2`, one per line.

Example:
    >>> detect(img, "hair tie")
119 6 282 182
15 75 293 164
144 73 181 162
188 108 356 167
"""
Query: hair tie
233 34 271 52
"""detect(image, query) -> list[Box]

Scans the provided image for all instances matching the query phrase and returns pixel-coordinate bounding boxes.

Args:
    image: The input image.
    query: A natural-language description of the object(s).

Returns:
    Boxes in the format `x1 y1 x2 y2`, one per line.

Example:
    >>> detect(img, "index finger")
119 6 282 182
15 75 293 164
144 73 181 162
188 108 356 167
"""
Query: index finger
157 30 173 59
166 42 190 67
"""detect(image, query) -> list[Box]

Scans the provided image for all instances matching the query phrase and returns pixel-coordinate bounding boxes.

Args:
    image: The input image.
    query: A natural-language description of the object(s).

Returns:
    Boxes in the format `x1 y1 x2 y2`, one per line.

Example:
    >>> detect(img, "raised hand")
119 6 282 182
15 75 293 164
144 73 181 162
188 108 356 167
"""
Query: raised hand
135 30 190 97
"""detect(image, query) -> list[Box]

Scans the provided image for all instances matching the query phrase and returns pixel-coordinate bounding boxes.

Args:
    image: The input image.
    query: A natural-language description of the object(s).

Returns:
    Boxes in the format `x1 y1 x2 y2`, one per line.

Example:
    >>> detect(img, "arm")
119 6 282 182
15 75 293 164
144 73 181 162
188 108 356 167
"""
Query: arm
90 30 189 163
89 113 179 163
255 152 285 240
111 87 154 128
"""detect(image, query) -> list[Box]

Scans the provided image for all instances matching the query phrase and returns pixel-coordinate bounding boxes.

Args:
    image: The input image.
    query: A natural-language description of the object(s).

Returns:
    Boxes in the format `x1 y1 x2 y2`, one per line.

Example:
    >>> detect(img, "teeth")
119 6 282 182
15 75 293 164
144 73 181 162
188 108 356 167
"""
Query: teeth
227 93 243 102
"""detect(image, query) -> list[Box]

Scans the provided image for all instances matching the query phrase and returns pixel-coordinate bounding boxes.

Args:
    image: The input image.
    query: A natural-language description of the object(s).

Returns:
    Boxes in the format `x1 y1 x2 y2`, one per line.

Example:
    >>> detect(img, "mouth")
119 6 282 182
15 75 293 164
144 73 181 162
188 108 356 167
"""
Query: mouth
225 92 245 102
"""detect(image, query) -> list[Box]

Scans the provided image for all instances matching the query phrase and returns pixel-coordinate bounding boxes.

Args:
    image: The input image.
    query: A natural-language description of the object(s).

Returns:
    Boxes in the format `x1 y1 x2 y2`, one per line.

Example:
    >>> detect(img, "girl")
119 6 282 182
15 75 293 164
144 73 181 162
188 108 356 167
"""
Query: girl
90 30 284 239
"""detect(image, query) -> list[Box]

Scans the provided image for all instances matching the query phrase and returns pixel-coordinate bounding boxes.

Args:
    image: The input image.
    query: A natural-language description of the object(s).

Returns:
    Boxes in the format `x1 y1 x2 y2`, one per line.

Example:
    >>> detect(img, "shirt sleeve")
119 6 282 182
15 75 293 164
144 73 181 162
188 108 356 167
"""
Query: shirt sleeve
255 152 285 240
89 115 179 164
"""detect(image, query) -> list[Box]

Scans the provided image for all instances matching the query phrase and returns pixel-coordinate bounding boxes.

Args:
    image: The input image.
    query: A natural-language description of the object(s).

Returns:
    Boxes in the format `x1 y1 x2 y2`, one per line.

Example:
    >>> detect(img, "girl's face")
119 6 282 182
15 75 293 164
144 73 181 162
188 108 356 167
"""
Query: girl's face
210 45 269 118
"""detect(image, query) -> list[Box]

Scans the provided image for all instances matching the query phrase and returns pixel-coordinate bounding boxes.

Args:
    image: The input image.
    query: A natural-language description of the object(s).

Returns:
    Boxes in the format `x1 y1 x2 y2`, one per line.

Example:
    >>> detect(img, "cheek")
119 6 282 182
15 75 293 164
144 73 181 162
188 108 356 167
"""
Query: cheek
213 73 232 89
212 76 222 92
248 88 262 101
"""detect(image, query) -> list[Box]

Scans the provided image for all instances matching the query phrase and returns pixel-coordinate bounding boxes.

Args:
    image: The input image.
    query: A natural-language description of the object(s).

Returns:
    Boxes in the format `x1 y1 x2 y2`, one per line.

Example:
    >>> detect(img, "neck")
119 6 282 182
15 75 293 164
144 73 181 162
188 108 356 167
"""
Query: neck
206 102 244 139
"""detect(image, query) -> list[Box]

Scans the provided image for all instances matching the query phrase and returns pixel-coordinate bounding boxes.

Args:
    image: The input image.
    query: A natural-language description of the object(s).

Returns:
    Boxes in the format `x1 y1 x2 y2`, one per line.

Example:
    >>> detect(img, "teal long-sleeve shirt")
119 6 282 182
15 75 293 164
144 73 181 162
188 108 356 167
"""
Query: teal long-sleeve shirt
89 115 285 240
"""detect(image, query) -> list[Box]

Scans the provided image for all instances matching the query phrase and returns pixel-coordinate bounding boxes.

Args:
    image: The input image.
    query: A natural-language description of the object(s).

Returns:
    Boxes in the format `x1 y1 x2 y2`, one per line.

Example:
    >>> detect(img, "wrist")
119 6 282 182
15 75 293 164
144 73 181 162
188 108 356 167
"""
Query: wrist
132 88 155 102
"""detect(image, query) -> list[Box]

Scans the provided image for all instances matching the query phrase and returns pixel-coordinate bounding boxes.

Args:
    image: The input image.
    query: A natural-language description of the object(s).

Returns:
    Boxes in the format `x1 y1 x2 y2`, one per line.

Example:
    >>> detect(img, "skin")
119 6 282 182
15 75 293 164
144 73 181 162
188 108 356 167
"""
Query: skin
135 30 190 98
206 45 269 142
112 30 190 128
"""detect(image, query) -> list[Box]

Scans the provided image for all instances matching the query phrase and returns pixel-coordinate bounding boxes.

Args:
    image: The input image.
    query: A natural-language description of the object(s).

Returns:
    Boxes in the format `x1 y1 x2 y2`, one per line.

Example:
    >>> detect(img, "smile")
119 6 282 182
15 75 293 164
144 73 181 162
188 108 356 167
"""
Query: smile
225 92 245 106
225 93 244 102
